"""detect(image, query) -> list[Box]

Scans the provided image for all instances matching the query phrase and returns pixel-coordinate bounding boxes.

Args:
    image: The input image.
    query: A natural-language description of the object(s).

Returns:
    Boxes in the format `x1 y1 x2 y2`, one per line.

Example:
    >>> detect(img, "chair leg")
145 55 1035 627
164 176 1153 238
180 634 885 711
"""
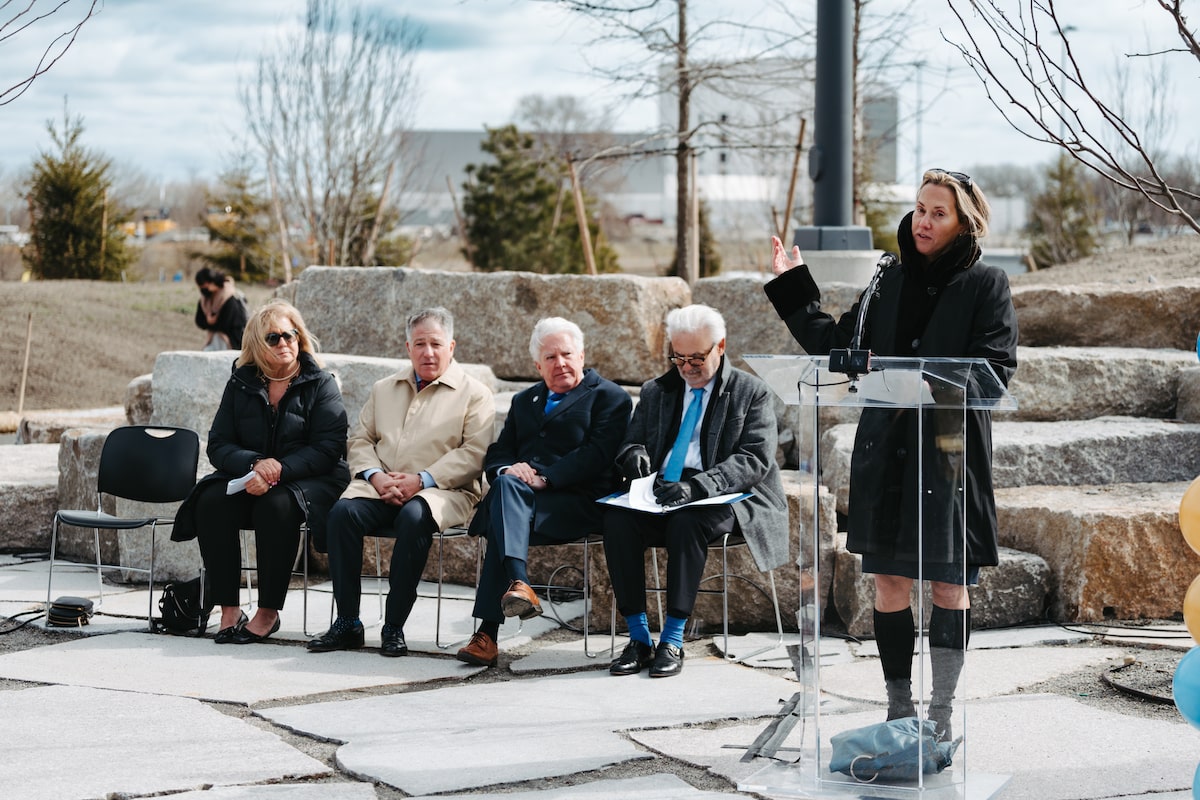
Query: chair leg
93 528 105 607
582 537 596 659
45 517 60 615
147 523 158 631
302 525 311 637
435 531 447 649
374 535 384 623
722 533 731 660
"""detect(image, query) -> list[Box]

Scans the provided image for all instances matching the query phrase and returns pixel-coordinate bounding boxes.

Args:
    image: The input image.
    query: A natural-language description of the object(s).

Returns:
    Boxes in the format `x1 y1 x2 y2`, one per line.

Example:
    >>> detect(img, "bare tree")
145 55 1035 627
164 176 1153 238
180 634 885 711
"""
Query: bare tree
547 0 811 280
1 0 98 106
241 0 422 273
944 0 1200 234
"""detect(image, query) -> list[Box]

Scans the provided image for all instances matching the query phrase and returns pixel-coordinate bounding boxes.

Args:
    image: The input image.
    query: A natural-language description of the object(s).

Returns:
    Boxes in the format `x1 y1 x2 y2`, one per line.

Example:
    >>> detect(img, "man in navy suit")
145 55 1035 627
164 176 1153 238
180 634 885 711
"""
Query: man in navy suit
457 317 631 667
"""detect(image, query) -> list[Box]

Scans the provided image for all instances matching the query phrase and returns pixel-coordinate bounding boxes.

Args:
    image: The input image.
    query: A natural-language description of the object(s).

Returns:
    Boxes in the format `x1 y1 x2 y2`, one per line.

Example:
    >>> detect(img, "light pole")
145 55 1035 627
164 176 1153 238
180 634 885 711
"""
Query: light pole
1056 25 1077 140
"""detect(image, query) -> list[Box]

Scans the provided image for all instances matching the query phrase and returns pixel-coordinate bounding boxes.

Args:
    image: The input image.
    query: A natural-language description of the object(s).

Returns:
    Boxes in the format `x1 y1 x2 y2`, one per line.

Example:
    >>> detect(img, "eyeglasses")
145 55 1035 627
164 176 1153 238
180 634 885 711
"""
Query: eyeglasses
667 344 717 367
265 329 299 346
933 168 973 192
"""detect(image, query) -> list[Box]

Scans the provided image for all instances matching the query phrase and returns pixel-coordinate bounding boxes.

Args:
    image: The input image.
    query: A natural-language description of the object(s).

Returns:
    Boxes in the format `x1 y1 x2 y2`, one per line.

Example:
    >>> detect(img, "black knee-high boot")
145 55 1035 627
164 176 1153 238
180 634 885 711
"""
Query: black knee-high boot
928 605 970 740
874 607 916 720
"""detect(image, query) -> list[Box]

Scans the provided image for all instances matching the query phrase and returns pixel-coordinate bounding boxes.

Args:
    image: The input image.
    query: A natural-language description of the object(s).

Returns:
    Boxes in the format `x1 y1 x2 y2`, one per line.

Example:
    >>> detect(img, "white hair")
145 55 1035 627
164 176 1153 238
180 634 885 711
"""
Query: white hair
529 317 585 361
665 304 725 344
406 307 454 341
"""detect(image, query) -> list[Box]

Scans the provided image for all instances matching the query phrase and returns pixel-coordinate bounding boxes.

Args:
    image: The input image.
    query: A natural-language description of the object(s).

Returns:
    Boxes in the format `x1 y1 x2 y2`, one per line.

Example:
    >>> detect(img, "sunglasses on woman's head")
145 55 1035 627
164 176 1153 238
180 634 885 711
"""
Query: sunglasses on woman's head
265 329 299 346
934 168 973 192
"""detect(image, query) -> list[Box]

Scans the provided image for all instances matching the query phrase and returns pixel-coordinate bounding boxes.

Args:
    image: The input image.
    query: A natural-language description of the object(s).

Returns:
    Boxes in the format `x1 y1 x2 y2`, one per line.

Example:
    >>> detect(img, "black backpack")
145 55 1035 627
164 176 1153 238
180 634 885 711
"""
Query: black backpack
154 576 214 636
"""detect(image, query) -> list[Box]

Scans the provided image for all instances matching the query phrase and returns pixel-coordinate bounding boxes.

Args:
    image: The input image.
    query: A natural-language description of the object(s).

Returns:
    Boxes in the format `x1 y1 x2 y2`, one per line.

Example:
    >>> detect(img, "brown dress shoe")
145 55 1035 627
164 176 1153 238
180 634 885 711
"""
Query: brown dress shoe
500 579 543 620
456 631 498 667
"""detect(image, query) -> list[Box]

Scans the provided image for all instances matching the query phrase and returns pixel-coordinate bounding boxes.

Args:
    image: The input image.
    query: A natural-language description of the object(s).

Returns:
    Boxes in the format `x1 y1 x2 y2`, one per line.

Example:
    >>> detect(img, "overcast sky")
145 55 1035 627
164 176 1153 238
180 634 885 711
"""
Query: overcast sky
1 0 1192 196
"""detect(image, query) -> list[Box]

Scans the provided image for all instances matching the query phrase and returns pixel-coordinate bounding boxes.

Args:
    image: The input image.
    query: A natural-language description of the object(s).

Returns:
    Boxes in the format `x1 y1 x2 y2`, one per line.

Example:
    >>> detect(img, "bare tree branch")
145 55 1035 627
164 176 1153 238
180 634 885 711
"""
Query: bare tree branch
1 0 99 106
945 0 1200 234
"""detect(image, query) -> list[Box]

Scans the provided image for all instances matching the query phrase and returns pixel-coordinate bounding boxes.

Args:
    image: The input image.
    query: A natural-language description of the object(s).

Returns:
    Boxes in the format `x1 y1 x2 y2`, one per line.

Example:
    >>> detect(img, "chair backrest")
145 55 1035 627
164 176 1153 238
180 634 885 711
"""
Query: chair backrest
97 426 200 504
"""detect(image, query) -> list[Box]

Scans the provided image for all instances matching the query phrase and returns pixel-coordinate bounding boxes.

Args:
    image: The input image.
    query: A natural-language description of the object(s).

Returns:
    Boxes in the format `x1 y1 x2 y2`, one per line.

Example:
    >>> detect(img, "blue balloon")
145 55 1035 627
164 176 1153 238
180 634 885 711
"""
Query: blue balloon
1196 331 1200 362
1174 648 1200 729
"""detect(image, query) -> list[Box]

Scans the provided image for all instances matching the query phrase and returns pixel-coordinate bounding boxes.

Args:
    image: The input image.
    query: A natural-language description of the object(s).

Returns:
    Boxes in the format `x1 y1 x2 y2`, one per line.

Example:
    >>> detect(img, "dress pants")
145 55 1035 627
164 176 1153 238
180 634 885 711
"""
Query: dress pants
603 504 735 620
194 480 305 609
471 473 594 623
325 496 437 627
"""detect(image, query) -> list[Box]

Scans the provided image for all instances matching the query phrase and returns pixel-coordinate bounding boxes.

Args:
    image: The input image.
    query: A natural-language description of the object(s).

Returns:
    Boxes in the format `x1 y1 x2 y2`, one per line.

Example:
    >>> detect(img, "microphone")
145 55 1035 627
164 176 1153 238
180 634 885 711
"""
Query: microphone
829 252 899 383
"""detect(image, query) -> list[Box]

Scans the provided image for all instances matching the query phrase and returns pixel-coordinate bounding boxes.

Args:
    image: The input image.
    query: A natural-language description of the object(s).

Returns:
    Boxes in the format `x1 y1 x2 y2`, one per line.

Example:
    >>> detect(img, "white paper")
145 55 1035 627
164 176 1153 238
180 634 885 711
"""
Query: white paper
226 470 257 495
856 370 935 406
599 472 751 514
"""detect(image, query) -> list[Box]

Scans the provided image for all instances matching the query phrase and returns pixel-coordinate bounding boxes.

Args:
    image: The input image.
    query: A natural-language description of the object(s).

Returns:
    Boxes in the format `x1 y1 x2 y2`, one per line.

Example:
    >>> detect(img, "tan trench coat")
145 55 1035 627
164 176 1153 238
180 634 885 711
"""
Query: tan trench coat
339 359 494 530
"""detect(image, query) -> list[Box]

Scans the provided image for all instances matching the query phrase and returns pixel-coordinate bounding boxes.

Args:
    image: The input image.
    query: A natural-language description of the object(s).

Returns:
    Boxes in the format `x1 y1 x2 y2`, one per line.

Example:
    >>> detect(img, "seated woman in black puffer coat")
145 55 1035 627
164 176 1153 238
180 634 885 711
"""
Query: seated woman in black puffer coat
174 299 350 643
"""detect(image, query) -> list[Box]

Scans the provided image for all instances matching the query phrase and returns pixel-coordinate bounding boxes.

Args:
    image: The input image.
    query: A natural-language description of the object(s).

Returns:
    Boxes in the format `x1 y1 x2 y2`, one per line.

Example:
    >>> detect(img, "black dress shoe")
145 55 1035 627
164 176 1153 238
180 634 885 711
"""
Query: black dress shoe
230 616 281 645
212 611 248 645
307 621 366 652
649 641 684 678
609 640 655 676
380 626 408 657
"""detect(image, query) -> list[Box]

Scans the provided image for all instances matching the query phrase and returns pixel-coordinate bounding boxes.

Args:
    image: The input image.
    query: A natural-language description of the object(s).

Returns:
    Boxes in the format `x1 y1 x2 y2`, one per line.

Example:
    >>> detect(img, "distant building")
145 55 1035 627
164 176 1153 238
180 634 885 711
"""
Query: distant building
398 58 899 238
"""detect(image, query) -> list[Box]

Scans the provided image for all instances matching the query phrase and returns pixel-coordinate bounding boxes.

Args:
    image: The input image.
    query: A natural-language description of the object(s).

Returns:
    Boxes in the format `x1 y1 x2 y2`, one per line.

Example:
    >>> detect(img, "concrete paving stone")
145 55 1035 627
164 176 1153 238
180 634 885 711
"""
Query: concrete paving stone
170 785 378 799
1097 621 1194 651
0 684 327 800
2 559 140 604
411 773 747 799
630 723 795 788
818 645 1124 705
726 693 1197 799
0 631 484 703
713 633 854 671
259 656 799 795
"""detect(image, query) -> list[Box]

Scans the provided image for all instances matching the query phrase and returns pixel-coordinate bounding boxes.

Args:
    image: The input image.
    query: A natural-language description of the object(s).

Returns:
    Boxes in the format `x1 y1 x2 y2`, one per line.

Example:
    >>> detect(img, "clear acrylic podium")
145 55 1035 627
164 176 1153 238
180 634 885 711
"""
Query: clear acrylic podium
739 355 1017 799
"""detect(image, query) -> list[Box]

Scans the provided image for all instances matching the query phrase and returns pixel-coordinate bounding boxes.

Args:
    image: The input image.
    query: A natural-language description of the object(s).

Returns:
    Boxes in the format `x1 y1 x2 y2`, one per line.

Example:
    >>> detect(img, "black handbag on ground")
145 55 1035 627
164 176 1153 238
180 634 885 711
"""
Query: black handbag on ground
47 596 94 627
154 576 214 636
828 717 959 783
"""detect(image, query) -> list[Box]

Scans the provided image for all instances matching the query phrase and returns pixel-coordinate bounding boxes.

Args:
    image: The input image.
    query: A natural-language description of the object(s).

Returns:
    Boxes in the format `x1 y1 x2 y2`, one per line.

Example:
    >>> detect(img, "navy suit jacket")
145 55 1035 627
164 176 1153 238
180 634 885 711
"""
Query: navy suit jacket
471 368 632 538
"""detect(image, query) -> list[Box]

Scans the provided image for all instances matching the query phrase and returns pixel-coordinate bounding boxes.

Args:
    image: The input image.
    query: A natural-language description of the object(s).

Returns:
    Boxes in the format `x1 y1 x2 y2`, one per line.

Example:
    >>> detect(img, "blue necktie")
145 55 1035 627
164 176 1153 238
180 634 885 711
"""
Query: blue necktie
663 388 704 481
544 391 565 415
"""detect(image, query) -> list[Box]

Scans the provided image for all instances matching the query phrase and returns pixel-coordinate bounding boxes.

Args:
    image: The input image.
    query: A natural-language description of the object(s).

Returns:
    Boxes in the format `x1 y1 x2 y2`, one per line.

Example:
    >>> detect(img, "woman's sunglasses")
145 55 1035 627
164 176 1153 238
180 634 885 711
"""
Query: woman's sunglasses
265 329 299 346
934 168 973 192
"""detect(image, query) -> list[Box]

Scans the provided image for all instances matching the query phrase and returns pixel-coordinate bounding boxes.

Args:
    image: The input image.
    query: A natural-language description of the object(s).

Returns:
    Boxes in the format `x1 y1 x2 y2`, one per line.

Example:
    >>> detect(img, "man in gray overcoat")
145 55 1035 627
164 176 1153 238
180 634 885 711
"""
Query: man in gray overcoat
603 304 788 678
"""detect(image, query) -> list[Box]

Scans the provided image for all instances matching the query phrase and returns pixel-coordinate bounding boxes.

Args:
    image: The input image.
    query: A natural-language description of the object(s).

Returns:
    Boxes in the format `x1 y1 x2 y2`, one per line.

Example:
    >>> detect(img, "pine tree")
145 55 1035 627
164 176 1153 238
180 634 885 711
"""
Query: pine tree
462 125 618 273
194 161 274 282
23 105 132 280
1027 155 1100 269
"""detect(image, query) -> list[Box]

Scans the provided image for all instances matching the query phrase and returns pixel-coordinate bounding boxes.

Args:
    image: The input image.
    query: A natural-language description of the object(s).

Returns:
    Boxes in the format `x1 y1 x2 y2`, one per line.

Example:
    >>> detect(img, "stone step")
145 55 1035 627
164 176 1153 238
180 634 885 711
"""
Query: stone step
830 542 1052 638
820 416 1200 516
996 481 1197 622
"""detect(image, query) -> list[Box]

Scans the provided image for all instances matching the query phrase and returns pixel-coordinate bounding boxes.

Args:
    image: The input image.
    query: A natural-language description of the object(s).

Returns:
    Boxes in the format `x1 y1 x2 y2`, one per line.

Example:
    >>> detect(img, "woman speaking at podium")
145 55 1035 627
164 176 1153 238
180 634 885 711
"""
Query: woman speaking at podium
765 169 1018 740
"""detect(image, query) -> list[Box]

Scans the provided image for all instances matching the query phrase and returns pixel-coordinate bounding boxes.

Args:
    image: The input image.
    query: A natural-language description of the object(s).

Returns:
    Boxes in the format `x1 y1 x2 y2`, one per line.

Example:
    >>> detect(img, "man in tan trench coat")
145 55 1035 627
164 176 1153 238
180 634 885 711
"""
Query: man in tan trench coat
307 307 494 657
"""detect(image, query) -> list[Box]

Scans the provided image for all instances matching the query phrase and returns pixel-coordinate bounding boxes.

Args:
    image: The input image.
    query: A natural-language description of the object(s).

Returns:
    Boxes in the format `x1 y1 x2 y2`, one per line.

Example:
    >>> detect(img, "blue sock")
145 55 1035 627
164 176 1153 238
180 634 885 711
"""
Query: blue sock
333 615 362 632
624 612 652 646
661 615 687 648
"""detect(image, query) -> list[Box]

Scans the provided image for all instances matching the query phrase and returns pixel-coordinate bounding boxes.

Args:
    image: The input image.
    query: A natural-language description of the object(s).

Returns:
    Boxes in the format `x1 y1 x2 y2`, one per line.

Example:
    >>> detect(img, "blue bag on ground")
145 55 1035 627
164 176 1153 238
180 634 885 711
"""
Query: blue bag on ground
828 717 959 783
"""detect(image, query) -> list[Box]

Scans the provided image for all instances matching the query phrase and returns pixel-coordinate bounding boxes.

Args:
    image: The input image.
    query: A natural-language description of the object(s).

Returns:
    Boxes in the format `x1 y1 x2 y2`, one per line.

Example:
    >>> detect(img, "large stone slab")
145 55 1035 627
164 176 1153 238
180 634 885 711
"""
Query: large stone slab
0 442 58 551
15 406 126 443
0 684 327 800
413 774 746 800
259 657 798 796
1008 346 1196 421
831 541 1051 637
820 417 1200 516
125 372 153 424
996 481 1200 621
1177 365 1200 422
1012 280 1200 350
284 266 691 384
0 631 482 703
148 350 499 436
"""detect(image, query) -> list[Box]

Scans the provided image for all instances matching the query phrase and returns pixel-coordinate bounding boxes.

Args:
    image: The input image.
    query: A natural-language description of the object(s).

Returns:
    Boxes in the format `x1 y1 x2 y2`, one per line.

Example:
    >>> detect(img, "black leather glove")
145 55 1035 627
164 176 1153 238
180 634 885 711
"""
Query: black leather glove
653 479 696 507
617 446 652 481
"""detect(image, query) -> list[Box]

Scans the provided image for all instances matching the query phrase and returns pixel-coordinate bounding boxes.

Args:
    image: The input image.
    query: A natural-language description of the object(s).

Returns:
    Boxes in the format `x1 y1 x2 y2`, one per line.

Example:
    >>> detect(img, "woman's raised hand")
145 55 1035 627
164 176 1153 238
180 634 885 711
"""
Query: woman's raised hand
771 235 805 276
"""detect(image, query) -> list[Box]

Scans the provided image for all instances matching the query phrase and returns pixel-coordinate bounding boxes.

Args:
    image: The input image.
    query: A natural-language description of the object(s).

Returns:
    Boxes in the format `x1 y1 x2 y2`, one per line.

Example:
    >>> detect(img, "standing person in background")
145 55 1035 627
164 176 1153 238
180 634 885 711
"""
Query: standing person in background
765 169 1018 739
195 266 250 351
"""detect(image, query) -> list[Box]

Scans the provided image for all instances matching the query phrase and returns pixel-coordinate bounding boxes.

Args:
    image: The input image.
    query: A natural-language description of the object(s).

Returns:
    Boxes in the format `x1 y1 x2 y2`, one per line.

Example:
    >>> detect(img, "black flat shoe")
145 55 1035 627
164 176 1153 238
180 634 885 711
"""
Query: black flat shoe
609 640 654 676
230 616 280 645
649 641 684 678
380 626 408 657
212 611 248 645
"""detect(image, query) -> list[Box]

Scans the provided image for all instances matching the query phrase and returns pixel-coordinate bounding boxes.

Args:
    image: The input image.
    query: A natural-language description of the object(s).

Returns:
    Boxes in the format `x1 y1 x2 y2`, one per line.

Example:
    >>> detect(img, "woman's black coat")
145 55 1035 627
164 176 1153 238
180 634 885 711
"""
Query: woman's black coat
172 351 350 545
765 214 1018 568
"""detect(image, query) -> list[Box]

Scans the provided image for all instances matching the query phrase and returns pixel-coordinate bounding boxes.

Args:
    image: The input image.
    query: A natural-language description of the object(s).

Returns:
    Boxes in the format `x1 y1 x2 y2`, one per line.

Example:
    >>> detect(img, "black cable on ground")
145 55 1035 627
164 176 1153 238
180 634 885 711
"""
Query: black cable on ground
0 609 46 635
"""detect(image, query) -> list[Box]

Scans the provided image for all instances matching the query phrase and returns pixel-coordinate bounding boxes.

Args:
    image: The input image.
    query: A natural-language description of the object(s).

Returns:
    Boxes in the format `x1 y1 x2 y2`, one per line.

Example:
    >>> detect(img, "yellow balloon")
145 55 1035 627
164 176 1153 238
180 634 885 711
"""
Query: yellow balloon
1180 476 1200 556
1186 575 1200 645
